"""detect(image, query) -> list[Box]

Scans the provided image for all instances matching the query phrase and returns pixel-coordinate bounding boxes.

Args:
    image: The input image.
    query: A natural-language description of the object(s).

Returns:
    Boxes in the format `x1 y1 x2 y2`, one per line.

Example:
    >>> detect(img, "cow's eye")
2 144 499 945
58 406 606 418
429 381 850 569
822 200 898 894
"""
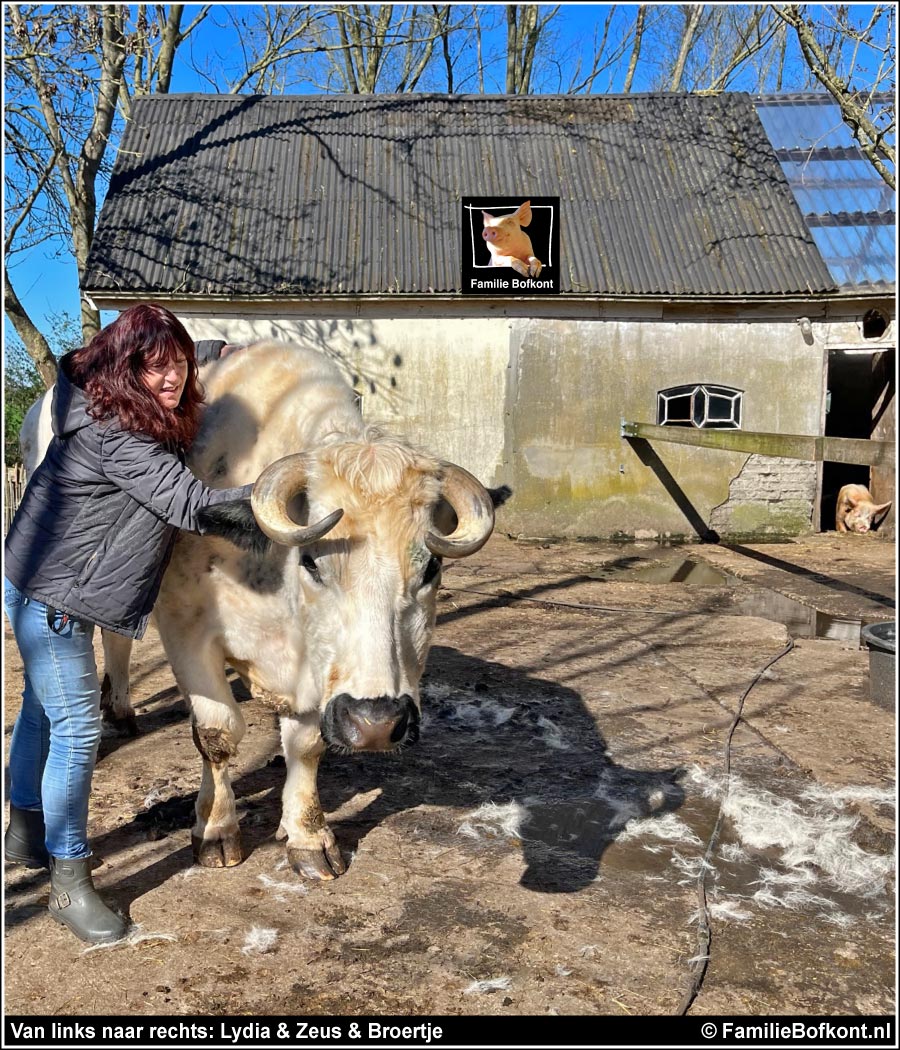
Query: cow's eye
421 556 441 587
301 553 322 583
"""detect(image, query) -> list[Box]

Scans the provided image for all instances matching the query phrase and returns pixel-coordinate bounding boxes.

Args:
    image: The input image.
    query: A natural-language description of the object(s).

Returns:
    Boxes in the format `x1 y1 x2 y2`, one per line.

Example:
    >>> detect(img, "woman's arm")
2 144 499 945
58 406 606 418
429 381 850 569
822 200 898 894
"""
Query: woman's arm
99 426 253 533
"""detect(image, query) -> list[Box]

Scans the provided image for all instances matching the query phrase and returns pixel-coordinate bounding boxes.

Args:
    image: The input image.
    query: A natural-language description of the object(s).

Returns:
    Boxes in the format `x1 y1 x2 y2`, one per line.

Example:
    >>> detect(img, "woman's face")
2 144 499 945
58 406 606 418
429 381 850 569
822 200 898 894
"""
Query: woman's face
141 353 188 410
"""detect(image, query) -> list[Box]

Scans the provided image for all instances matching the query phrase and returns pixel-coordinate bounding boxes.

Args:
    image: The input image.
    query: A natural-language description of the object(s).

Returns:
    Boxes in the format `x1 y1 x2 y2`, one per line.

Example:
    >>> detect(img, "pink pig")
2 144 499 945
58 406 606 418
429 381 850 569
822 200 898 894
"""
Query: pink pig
835 484 892 533
482 201 542 277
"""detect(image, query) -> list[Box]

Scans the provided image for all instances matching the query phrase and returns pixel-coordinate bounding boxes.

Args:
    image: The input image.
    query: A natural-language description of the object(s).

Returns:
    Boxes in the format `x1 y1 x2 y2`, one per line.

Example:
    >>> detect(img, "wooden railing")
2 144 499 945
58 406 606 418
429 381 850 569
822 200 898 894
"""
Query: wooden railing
621 422 895 468
4 464 26 534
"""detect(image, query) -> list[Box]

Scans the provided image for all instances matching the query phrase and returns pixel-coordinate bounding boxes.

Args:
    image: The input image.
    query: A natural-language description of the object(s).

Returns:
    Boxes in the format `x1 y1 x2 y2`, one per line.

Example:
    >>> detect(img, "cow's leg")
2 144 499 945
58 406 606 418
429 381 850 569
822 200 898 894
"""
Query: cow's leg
279 713 346 880
100 629 137 736
167 643 247 868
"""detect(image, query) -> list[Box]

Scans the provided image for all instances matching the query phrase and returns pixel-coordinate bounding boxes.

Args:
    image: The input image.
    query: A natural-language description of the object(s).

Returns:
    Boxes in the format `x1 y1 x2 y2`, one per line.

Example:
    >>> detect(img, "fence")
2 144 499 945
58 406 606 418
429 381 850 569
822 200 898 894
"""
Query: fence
4 465 26 534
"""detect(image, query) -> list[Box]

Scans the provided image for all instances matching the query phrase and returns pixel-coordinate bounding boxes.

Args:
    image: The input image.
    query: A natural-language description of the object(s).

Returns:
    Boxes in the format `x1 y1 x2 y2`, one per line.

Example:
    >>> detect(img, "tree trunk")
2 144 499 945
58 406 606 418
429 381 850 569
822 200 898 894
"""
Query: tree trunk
670 5 702 91
623 5 647 92
4 273 59 388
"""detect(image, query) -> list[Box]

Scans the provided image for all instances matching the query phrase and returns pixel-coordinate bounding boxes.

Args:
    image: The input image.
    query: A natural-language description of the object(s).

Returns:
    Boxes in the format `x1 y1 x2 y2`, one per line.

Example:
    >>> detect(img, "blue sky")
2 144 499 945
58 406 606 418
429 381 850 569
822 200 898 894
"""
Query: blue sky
4 3 889 352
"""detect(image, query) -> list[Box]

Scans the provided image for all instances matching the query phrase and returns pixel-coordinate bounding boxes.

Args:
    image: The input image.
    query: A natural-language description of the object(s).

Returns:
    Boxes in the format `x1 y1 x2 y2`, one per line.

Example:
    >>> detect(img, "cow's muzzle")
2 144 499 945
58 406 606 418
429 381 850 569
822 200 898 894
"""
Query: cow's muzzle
322 694 420 752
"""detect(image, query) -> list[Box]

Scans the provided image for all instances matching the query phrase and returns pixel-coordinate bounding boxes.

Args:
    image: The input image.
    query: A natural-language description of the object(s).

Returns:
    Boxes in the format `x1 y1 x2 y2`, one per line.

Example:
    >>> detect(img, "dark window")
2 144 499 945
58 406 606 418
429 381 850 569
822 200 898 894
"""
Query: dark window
657 384 742 429
863 310 888 339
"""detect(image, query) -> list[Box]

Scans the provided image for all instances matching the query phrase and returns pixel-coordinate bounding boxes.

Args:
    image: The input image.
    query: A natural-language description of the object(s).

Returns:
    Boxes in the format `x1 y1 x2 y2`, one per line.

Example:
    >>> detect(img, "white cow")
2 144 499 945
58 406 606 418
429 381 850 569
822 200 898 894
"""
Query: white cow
25 341 498 879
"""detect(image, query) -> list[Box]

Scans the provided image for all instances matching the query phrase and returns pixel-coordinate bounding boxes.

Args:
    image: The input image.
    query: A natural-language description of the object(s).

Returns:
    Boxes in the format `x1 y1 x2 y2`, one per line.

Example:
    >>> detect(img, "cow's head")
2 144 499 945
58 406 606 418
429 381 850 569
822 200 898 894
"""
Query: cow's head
250 432 495 753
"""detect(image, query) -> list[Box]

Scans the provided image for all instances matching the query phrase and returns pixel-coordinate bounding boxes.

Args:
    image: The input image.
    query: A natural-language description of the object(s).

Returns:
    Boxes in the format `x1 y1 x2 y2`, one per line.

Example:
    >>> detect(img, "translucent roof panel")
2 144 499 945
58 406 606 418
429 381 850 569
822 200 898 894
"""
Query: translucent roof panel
755 94 896 291
809 224 895 289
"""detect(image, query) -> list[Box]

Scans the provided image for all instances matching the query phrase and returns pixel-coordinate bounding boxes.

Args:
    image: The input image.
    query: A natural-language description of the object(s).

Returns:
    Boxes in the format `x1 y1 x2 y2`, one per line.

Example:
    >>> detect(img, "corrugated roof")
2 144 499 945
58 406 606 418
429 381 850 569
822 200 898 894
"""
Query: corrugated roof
754 94 895 292
84 93 836 299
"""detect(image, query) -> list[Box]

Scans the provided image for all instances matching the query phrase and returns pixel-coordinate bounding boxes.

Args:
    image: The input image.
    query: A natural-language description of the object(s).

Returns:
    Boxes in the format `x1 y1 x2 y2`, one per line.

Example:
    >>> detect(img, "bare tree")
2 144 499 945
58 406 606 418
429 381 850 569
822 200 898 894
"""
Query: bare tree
564 5 658 95
623 5 648 93
670 5 704 90
699 6 785 93
505 4 559 94
303 4 467 94
180 5 322 95
4 4 209 385
772 4 895 188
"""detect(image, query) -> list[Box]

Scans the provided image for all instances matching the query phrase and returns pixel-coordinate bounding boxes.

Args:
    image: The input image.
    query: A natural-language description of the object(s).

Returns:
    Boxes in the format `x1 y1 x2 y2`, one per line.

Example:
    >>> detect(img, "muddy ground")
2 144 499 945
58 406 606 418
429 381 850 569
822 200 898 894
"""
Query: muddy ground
3 533 896 1021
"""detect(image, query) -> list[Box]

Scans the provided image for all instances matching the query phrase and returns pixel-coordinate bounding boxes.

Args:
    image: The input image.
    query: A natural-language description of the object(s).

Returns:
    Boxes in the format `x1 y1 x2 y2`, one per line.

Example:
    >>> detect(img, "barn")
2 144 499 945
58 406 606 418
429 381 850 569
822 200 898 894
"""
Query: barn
82 91 895 540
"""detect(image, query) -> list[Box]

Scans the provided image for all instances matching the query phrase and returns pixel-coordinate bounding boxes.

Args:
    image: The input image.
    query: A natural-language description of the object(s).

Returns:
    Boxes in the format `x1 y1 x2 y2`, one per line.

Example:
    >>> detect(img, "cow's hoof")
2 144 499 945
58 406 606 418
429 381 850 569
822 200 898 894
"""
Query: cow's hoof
101 711 139 738
192 830 243 867
288 844 347 880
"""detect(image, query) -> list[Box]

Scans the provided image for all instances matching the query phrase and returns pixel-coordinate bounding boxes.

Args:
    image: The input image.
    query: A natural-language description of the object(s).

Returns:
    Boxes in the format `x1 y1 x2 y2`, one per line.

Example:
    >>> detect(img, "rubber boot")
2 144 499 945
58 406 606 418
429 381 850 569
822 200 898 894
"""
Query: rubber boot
48 856 128 944
4 805 50 868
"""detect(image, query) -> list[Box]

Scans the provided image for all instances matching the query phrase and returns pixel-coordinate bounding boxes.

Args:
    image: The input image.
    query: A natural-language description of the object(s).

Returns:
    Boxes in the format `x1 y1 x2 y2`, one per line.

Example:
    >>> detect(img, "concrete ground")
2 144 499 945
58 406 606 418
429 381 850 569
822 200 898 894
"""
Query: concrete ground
3 532 895 1019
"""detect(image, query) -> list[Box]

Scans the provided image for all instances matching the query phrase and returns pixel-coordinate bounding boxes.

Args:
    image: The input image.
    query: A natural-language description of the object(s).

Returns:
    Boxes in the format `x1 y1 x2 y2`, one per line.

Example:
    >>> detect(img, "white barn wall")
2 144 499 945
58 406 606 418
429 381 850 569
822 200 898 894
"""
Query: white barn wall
182 315 510 485
179 306 887 540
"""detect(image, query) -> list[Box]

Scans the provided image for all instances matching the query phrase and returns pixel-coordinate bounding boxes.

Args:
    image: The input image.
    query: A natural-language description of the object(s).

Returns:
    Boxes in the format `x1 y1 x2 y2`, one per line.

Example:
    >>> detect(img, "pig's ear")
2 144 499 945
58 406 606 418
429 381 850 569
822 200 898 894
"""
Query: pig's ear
516 200 533 227
872 501 893 528
482 211 495 224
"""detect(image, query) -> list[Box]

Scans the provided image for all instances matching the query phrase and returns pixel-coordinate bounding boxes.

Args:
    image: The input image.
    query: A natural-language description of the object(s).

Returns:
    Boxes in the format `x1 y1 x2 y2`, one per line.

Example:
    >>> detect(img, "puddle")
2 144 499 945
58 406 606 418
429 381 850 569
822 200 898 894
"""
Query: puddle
591 557 729 587
595 556 864 645
627 558 731 587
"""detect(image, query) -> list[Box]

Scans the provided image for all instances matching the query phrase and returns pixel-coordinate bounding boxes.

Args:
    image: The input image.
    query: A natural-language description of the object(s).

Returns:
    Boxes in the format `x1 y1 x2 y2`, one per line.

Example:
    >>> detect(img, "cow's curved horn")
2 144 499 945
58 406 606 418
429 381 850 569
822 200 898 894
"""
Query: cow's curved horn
426 463 495 559
251 454 343 547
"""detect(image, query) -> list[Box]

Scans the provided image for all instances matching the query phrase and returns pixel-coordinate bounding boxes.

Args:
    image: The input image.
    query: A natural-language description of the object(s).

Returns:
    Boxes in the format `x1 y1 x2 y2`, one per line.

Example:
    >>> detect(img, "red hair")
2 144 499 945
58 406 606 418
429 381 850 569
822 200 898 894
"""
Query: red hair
68 304 204 448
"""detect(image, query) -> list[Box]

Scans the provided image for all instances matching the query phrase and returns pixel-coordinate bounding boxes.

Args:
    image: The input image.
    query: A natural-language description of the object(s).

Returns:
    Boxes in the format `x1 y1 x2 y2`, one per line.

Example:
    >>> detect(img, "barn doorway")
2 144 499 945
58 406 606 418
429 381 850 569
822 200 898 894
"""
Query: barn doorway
821 347 894 531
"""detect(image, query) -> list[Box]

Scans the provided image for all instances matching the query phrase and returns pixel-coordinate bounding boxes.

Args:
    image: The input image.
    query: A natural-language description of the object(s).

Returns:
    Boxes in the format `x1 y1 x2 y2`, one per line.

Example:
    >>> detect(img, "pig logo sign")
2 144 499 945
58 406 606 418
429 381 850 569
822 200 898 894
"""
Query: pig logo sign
462 196 560 295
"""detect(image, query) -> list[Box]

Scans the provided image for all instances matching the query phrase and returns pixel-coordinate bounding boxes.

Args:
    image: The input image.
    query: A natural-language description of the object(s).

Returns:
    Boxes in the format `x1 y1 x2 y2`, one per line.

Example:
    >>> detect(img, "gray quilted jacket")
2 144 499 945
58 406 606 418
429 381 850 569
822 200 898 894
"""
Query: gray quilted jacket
4 350 251 638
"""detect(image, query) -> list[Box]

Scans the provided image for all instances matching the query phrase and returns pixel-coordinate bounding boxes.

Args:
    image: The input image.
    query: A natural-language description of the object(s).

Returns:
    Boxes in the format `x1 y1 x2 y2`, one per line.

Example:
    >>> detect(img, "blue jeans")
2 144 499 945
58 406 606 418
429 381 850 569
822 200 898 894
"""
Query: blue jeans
4 578 102 859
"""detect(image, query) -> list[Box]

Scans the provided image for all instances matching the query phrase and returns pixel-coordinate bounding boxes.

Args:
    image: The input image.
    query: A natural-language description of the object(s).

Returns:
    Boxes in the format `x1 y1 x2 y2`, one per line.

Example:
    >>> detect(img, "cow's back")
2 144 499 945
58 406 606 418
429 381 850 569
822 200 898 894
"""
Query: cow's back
191 341 362 487
20 387 55 480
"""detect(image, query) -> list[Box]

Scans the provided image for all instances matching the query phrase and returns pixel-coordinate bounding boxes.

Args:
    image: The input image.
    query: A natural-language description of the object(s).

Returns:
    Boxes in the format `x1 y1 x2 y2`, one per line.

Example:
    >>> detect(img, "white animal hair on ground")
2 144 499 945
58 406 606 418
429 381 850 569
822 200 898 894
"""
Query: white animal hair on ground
463 977 512 994
423 681 516 729
618 812 703 846
176 866 205 881
258 874 309 902
241 927 279 955
81 925 177 954
591 783 642 829
718 842 749 864
702 900 753 923
687 766 894 898
457 801 528 841
536 715 569 750
801 784 896 809
724 786 892 897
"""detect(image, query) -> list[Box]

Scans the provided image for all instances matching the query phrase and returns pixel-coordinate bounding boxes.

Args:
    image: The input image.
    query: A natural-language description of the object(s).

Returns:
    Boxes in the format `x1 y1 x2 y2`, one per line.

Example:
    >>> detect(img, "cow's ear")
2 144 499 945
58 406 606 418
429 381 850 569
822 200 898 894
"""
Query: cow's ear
198 499 272 556
488 484 512 508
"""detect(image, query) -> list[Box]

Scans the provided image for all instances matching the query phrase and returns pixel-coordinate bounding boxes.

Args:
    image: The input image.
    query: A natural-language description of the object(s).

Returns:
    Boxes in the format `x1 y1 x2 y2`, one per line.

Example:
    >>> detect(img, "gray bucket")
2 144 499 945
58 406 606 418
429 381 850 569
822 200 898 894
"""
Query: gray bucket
861 621 896 711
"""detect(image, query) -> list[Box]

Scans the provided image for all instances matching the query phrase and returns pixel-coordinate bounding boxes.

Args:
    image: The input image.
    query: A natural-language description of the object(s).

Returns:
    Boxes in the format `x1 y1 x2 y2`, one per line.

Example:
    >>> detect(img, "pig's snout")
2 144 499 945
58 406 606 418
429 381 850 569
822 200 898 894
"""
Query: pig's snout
483 227 496 242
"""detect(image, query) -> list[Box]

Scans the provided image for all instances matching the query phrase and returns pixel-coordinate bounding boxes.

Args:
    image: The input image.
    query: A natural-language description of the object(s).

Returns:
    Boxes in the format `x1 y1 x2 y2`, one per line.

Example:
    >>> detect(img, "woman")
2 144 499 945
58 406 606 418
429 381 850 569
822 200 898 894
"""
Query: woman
4 304 252 945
